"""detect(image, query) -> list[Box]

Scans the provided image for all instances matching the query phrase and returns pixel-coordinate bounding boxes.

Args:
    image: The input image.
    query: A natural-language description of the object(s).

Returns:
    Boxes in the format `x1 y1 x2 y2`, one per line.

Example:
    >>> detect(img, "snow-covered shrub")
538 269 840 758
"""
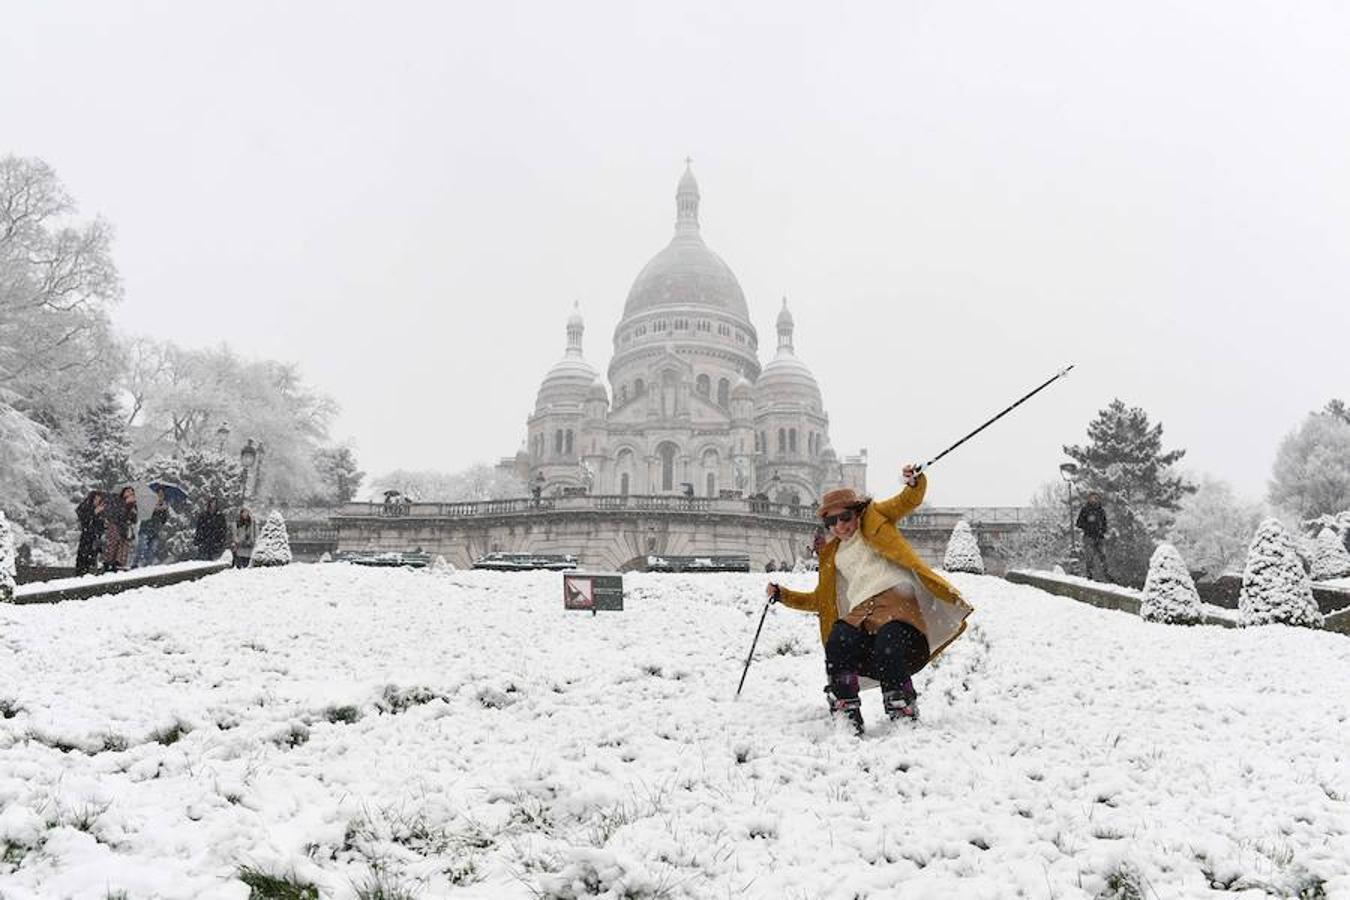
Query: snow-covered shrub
1310 527 1350 580
1 510 16 602
942 520 984 574
250 511 292 567
1139 543 1202 624
1238 518 1323 628
431 555 456 573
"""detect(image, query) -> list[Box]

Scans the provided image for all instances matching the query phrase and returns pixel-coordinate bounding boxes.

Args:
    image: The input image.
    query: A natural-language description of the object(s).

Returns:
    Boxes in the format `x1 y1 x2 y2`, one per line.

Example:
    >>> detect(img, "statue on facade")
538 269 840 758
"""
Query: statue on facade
734 457 749 492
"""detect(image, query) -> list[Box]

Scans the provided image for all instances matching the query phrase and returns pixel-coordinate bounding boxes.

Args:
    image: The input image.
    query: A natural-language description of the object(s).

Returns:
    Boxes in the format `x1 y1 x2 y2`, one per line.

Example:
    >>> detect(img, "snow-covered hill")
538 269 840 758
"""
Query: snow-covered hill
1 567 1347 899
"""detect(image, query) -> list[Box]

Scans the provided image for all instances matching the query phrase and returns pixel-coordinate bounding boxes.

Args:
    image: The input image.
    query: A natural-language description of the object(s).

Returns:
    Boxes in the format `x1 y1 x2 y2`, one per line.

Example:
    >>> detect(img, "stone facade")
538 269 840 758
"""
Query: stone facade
502 164 865 508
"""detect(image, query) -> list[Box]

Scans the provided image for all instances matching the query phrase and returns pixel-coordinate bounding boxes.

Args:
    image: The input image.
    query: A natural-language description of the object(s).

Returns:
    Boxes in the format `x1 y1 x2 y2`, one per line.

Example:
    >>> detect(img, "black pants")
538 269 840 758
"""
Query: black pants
1083 537 1110 581
825 620 930 699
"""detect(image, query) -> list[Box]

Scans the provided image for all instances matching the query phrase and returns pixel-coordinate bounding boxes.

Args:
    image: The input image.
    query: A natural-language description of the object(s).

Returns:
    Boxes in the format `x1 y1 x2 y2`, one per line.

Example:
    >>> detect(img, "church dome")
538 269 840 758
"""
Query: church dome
536 304 599 410
731 376 753 399
755 298 822 407
620 164 752 323
586 378 609 402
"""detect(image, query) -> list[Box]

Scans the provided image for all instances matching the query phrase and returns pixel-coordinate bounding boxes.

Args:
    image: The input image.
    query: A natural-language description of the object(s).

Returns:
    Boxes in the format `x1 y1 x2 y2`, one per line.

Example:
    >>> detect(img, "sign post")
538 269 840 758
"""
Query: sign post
563 573 624 615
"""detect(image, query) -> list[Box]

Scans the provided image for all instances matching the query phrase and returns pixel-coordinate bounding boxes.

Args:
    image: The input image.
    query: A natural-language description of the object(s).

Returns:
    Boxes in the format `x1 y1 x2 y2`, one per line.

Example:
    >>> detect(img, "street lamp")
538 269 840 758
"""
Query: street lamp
216 421 231 454
239 439 258 503
1059 462 1079 558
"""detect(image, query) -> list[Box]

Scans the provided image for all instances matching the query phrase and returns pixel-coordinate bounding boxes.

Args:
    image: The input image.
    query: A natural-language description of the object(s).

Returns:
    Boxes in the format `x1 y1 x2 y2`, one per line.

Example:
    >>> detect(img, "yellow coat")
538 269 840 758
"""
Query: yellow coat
778 474 974 665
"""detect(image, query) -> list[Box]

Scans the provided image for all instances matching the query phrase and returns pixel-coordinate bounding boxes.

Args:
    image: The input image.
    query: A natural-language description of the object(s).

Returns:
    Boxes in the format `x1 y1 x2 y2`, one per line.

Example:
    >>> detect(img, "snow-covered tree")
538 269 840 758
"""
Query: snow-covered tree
1268 410 1350 520
0 510 16 602
1063 399 1195 587
370 463 525 502
1005 480 1074 570
141 449 242 562
1140 543 1202 624
1238 518 1323 628
943 520 985 574
250 511 292 567
431 555 455 573
1309 527 1350 581
77 393 135 492
311 444 364 504
1167 476 1266 578
127 340 337 503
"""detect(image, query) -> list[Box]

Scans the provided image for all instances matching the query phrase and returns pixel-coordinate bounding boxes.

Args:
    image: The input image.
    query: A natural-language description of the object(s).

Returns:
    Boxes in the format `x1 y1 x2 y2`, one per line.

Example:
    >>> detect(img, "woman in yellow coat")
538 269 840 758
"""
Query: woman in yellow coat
767 465 974 733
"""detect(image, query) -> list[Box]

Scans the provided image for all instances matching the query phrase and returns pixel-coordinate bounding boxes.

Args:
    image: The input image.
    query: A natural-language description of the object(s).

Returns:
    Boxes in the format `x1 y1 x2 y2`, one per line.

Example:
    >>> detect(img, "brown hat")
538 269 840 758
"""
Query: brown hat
817 487 868 518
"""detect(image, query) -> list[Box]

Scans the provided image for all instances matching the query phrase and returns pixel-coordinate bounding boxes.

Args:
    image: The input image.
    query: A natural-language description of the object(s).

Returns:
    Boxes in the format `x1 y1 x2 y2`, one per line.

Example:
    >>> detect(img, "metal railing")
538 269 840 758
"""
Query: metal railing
335 495 1032 526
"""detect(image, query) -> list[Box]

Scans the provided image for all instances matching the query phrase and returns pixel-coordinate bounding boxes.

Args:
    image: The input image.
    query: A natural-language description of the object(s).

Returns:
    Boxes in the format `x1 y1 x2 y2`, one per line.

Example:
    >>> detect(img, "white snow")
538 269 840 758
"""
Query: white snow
1311 528 1350 581
10 560 227 603
251 510 292 567
1240 518 1324 628
1139 543 1202 625
0 510 14 603
941 520 984 574
0 567 1347 899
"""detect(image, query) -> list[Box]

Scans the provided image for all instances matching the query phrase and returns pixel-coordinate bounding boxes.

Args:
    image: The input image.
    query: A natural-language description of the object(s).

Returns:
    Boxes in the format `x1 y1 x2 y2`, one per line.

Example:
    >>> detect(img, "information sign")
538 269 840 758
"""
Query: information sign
563 573 624 612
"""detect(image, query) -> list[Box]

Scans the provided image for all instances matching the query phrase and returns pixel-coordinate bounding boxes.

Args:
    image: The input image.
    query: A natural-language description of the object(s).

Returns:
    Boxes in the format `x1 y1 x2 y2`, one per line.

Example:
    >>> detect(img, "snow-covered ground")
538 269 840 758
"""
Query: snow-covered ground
1 566 1347 899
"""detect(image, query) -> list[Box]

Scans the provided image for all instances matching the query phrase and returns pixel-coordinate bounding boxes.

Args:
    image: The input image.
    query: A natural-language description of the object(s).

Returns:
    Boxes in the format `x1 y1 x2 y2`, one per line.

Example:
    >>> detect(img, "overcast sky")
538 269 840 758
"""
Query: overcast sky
4 1 1347 506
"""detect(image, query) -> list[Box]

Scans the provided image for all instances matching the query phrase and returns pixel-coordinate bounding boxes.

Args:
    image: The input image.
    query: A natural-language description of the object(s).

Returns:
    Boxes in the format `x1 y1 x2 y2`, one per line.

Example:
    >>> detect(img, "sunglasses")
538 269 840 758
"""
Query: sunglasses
821 508 858 528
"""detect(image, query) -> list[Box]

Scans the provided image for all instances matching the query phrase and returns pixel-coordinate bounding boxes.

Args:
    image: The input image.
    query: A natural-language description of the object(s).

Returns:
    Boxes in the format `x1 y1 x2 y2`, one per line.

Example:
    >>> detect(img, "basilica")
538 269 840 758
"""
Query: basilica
504 165 866 508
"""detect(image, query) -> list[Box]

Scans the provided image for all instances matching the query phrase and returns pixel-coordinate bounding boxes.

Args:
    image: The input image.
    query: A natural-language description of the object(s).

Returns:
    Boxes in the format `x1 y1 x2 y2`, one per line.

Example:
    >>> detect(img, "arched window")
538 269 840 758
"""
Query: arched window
717 378 729 407
554 430 563 454
706 473 716 497
635 378 645 395
565 430 574 455
789 428 797 454
658 442 678 492
616 448 635 496
777 429 786 454
696 374 711 397
760 431 767 454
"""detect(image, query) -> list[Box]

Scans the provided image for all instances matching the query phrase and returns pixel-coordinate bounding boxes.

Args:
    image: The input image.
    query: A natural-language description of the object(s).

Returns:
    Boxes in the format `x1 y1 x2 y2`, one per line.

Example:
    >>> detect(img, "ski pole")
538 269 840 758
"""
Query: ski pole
735 595 774 697
914 363 1075 474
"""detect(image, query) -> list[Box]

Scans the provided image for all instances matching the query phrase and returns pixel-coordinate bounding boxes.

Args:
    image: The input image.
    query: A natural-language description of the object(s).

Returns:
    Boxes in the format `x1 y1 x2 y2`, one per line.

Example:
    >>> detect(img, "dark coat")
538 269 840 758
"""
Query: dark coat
1077 502 1108 540
75 496 105 554
194 510 229 556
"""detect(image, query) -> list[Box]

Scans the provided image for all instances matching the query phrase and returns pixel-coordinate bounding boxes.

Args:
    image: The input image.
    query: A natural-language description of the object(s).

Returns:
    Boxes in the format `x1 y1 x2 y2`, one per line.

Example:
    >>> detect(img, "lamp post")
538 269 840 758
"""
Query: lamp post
239 439 257 503
1059 462 1079 559
216 422 231 454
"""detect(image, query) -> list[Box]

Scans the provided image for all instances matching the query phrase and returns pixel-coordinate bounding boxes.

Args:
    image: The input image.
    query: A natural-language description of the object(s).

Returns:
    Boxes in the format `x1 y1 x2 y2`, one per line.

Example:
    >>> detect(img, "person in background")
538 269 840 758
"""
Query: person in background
103 486 137 572
74 490 107 576
132 487 170 569
1076 491 1111 582
193 497 229 561
232 507 256 569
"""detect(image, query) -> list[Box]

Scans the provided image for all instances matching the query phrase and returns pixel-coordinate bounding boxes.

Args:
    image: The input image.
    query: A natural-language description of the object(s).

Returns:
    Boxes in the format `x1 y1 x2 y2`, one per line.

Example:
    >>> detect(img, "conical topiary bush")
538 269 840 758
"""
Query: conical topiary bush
942 520 984 574
250 511 292 567
1238 518 1323 628
1140 543 1202 624
1309 527 1350 581
0 511 15 603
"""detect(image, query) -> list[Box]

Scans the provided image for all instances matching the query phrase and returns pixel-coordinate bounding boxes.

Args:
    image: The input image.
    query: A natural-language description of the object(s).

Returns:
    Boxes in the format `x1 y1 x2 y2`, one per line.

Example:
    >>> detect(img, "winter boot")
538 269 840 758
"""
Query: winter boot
883 677 919 721
830 695 865 735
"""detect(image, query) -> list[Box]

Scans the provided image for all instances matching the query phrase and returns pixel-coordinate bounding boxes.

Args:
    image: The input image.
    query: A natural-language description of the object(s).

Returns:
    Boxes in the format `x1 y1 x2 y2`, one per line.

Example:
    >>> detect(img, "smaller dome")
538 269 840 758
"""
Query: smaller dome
536 306 599 410
587 378 609 402
731 376 753 399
